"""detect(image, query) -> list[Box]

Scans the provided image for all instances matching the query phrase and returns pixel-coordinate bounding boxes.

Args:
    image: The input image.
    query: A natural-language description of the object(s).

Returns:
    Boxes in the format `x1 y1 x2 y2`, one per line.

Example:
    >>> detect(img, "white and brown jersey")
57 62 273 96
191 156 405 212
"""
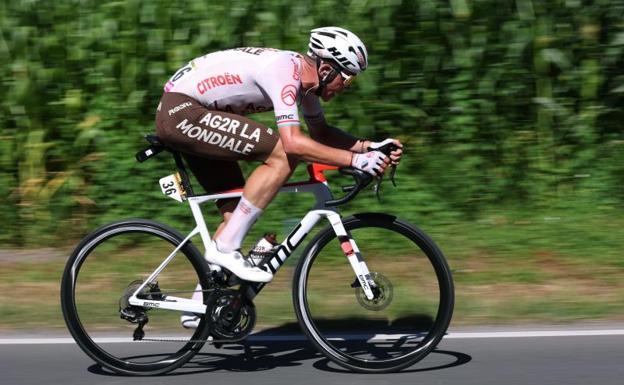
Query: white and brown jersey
162 47 324 129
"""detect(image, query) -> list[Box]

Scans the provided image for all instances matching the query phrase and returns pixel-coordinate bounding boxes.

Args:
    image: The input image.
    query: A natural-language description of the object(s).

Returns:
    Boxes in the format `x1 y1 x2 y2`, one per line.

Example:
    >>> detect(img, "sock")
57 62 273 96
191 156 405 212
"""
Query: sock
215 196 262 252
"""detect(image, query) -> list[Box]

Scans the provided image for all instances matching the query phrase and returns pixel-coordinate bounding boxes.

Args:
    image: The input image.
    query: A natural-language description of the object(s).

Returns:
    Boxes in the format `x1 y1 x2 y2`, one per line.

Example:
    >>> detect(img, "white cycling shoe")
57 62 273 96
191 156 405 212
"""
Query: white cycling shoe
205 247 273 283
180 312 200 329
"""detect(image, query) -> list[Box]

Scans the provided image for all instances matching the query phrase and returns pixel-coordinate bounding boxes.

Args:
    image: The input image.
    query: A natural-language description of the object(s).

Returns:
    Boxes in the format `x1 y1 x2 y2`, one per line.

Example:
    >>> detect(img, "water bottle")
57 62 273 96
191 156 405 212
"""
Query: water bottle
248 232 278 267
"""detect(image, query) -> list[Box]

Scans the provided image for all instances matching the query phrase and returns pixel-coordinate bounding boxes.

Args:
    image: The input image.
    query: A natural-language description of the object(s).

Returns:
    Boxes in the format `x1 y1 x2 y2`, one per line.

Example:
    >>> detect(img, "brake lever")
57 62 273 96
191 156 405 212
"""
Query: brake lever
373 176 382 201
366 142 399 201
372 166 398 202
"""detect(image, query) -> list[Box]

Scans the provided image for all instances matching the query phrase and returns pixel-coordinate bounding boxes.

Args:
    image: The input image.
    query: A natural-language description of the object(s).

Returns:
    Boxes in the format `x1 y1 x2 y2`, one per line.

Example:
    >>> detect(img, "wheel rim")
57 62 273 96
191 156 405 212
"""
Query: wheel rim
61 223 210 373
297 218 453 370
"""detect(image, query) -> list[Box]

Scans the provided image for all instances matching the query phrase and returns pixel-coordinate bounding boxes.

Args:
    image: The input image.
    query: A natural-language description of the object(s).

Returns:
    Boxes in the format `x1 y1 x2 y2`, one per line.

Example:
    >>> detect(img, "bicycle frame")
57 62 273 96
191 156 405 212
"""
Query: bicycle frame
128 165 377 314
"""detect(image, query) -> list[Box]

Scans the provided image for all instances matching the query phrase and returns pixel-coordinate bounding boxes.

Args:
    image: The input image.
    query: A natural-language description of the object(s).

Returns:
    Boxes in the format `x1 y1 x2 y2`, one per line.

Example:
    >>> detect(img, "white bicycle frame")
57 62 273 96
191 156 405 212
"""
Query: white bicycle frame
128 168 377 314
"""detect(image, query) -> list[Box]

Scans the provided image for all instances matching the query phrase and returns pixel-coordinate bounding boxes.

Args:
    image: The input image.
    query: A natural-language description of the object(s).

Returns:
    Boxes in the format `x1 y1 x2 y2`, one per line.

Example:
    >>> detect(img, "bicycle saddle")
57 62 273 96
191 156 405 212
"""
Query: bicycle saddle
136 134 170 162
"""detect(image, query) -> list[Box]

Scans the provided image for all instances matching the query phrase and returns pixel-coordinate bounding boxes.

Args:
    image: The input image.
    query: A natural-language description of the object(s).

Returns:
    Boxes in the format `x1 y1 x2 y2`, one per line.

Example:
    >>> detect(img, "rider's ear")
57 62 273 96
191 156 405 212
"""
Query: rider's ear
318 63 332 80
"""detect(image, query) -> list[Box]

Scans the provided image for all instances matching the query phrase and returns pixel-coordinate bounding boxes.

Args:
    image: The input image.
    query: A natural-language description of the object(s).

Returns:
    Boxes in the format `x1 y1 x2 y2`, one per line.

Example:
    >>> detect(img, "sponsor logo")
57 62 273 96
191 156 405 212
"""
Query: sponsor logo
197 72 243 95
281 84 297 106
358 275 370 292
242 103 271 114
209 101 272 115
143 301 160 308
246 222 309 290
168 102 192 116
231 47 280 55
276 113 299 126
175 116 261 156
328 46 353 68
276 113 295 121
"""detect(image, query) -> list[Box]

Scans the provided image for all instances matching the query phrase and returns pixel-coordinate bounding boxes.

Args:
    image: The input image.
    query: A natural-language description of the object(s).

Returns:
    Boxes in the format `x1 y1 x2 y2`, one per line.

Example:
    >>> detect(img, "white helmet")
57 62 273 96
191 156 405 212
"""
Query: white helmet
308 26 368 75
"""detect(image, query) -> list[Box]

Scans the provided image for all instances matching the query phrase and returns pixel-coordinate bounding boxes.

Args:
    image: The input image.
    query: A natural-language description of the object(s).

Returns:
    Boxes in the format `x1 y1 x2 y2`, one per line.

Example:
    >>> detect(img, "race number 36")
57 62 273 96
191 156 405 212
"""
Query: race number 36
159 174 184 202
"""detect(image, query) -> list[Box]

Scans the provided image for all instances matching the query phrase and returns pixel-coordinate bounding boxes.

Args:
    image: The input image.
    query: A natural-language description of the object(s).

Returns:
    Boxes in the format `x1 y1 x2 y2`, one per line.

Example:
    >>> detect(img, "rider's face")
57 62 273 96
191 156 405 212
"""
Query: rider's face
321 74 346 101
318 63 352 102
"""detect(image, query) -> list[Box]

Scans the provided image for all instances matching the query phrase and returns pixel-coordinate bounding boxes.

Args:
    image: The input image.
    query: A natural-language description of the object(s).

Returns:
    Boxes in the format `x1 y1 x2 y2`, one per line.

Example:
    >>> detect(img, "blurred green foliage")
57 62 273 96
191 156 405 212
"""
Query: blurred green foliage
1 0 623 247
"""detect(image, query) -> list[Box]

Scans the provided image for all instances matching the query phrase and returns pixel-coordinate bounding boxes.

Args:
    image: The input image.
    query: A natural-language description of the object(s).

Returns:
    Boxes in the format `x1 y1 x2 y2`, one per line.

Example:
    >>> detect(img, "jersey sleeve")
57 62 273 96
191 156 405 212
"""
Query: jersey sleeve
301 93 326 129
255 53 303 128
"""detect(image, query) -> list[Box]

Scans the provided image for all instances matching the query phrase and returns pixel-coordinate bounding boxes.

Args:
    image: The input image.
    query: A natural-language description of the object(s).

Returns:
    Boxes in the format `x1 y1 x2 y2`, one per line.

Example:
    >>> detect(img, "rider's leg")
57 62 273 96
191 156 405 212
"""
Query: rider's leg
214 140 297 253
182 154 241 238
156 95 281 282
243 140 299 208
212 200 237 239
204 141 294 282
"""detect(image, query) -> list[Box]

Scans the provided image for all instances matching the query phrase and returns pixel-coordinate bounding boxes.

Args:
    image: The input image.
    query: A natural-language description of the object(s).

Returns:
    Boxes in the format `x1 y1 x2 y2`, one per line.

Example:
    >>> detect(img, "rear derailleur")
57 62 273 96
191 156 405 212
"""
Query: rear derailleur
118 280 164 340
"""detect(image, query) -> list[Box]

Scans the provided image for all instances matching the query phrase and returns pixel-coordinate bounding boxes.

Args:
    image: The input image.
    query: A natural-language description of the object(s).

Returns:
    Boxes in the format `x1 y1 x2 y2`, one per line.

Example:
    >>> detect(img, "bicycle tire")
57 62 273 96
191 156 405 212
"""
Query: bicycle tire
293 213 454 373
60 219 212 375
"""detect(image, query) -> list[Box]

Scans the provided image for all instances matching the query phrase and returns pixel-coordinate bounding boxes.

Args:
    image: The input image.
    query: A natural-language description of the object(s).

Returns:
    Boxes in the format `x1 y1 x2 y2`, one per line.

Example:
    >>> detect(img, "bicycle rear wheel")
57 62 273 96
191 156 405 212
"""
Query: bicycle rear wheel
293 213 454 373
60 219 212 375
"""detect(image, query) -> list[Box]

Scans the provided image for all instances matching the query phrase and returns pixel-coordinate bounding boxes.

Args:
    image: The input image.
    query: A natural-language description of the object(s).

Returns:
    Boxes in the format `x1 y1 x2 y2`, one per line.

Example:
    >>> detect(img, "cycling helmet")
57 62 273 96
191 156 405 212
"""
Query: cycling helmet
308 27 368 75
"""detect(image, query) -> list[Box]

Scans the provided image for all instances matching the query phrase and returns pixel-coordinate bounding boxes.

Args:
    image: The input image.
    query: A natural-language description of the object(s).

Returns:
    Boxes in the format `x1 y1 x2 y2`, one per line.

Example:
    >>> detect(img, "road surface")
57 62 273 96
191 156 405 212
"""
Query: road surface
1 325 623 385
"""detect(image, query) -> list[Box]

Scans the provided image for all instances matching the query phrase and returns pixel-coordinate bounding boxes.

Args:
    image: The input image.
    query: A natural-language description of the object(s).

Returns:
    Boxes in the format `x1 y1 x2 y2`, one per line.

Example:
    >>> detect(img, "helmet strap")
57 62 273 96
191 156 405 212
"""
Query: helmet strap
315 58 339 97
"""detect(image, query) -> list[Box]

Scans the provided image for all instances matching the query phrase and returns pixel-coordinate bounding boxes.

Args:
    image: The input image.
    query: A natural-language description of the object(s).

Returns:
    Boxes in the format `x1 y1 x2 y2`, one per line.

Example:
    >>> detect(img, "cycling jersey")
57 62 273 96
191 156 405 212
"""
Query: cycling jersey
162 48 325 129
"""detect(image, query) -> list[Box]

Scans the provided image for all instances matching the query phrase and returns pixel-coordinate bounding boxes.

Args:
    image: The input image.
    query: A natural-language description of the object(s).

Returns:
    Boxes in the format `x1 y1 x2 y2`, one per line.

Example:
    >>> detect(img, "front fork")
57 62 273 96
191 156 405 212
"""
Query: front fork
327 213 376 300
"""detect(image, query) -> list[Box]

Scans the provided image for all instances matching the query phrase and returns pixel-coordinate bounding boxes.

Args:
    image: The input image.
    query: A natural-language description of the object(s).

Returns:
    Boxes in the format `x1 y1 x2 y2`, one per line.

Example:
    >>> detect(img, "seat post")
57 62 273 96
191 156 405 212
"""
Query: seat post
172 152 194 197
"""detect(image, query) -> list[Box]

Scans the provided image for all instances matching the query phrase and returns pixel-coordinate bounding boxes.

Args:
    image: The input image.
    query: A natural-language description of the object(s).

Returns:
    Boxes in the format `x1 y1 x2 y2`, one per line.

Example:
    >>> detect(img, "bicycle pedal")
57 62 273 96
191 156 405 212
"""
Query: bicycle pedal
226 273 242 286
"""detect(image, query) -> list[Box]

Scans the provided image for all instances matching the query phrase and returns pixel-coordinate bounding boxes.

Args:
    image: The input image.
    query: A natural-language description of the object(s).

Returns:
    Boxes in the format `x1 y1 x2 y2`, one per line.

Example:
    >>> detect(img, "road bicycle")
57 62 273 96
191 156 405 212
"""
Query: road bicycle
61 134 454 375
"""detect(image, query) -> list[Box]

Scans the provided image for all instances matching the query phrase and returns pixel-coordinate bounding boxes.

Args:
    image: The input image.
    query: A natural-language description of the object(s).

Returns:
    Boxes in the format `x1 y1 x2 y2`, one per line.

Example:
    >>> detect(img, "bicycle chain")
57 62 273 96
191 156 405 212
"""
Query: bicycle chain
138 335 248 344
131 288 249 344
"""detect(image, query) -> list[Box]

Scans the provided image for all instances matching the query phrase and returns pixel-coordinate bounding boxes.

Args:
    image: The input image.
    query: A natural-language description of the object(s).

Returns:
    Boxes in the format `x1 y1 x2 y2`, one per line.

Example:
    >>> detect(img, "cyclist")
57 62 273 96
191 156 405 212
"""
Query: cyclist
155 27 403 284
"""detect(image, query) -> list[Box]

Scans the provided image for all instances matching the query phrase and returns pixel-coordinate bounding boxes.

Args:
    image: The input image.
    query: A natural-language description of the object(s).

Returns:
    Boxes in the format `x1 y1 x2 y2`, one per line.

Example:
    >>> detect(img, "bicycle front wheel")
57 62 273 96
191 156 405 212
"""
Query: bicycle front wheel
293 213 454 373
60 219 212 375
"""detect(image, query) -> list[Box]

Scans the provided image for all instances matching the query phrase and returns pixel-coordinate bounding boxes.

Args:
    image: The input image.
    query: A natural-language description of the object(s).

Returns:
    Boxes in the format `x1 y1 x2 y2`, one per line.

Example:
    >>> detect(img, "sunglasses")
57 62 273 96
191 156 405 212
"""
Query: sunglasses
340 71 355 87
327 64 356 87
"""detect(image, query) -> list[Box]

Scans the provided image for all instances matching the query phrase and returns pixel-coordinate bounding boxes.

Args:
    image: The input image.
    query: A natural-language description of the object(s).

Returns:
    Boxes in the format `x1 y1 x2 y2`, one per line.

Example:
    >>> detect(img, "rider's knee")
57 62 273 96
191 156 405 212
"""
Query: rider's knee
265 139 295 171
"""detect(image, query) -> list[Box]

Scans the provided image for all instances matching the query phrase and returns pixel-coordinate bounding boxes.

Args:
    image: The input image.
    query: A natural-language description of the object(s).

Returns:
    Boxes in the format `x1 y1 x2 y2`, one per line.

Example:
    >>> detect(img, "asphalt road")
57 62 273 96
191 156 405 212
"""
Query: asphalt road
2 326 623 385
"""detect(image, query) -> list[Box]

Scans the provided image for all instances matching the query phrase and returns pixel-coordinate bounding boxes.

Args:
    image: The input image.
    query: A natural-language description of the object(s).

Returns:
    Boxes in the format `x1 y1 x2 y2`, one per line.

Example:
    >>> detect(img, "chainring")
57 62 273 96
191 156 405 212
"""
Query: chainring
206 289 256 341
355 272 394 311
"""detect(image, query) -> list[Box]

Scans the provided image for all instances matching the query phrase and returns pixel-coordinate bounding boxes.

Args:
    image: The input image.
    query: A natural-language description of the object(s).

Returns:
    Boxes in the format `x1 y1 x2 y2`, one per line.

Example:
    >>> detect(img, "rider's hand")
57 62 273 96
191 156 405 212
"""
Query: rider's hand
351 151 389 176
368 138 403 166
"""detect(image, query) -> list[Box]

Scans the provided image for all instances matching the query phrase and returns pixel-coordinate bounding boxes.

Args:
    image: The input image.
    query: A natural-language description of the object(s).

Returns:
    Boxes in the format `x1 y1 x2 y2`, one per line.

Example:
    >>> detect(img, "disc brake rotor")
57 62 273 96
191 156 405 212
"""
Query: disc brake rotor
355 272 394 311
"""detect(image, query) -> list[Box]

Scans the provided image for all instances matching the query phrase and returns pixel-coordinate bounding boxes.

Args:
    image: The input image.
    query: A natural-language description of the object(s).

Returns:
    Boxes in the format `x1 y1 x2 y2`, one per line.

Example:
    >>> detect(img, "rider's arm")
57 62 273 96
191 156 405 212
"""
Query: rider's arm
255 54 355 167
255 53 390 170
302 95 403 165
301 95 371 153
278 124 352 167
309 120 371 153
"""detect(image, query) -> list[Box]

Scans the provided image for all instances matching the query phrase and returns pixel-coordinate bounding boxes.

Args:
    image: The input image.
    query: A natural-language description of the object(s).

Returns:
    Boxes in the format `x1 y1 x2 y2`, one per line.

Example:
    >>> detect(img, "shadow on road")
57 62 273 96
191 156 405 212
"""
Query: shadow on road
88 320 471 376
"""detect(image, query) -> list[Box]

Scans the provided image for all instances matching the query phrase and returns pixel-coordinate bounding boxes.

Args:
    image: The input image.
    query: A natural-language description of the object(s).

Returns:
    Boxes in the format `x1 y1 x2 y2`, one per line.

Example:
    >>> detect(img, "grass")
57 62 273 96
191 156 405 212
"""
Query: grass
0 207 623 333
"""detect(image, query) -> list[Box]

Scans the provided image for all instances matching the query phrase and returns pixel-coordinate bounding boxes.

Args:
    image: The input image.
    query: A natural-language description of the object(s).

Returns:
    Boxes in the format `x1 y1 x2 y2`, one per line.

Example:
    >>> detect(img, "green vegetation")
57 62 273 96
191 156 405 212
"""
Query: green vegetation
0 209 622 331
0 1 623 328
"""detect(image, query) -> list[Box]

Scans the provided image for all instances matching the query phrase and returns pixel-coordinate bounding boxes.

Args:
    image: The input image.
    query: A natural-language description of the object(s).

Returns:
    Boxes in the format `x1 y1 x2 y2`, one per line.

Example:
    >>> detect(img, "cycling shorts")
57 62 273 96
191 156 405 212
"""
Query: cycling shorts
155 92 280 201
155 92 279 162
